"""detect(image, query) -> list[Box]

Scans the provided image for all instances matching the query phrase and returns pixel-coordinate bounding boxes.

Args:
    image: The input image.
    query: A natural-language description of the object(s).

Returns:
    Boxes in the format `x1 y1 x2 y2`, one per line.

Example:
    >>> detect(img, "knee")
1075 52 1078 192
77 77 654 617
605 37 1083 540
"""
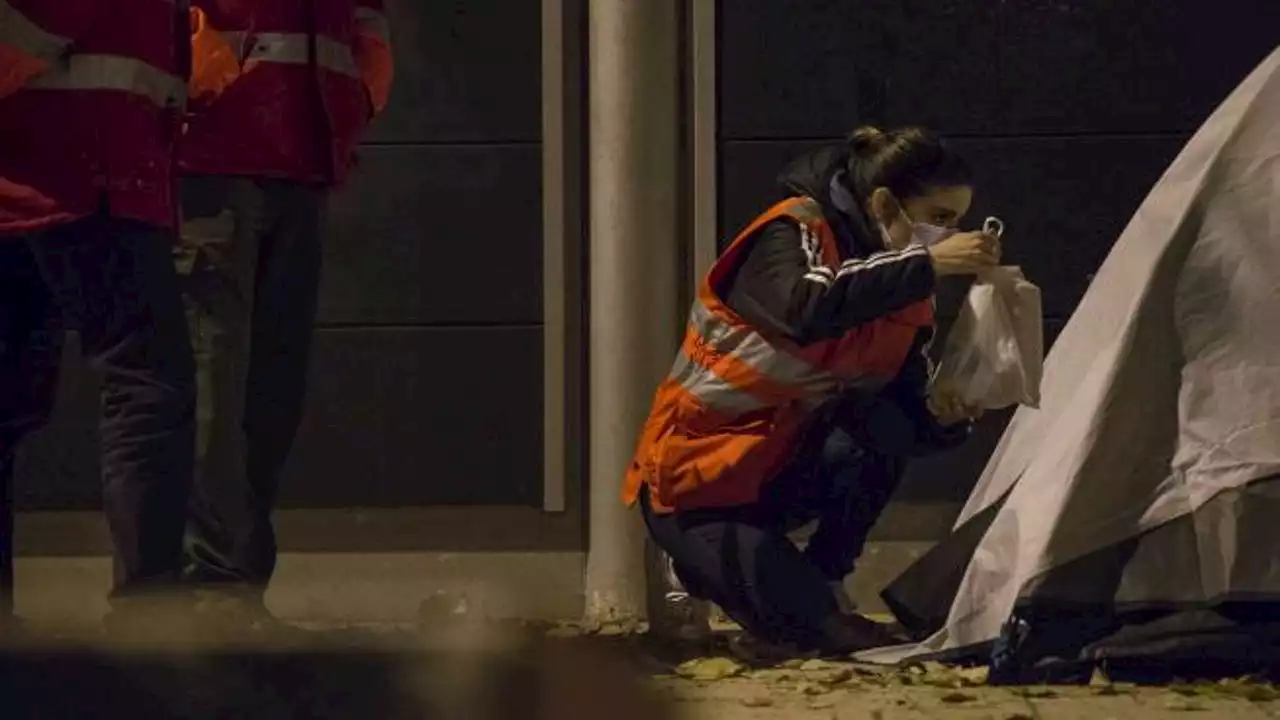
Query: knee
100 354 196 422
818 427 865 469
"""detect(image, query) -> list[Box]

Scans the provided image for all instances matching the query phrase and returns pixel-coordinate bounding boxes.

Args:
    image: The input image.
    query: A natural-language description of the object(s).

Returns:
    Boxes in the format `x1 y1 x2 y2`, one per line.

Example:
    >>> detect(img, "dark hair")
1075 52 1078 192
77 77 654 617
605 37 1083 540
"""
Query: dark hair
843 126 972 204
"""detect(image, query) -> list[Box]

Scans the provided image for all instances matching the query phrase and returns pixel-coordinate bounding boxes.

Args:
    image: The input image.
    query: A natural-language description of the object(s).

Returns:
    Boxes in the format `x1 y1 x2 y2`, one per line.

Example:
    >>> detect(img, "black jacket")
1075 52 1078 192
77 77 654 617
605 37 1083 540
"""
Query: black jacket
718 144 968 456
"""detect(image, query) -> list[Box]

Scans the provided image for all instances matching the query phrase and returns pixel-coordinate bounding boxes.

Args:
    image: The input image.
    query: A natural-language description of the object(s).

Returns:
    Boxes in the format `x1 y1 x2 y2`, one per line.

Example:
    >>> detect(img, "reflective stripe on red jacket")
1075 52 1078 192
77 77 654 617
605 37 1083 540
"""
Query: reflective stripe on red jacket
0 0 188 233
180 0 394 186
623 197 935 513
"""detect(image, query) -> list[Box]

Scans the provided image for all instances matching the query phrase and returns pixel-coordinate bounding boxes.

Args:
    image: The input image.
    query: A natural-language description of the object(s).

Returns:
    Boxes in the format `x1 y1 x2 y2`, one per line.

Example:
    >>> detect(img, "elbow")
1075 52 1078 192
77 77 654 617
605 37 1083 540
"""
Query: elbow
0 50 50 98
355 8 394 116
782 282 851 345
356 39 394 116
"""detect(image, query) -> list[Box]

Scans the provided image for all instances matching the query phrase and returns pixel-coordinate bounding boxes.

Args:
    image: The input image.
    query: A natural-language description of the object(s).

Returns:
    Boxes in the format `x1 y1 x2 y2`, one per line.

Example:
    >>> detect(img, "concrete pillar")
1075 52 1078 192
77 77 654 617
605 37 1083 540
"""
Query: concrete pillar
583 0 682 624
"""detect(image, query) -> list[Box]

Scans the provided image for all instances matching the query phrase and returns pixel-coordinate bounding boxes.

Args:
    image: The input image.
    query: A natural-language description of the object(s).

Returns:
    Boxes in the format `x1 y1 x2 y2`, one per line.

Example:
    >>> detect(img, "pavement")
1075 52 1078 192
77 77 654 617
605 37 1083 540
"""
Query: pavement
8 508 1280 718
4 609 1280 719
656 655 1280 719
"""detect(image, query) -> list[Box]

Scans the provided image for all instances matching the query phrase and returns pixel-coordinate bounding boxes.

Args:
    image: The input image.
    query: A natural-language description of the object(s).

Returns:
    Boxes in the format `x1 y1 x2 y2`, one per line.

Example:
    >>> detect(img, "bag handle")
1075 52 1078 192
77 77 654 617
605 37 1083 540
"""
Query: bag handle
983 216 1005 240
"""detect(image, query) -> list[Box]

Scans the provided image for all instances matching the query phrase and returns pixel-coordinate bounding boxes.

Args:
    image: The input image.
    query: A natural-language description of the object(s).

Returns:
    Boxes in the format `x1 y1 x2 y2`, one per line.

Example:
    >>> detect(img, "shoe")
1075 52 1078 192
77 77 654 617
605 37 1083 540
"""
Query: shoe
726 632 808 664
191 590 312 645
646 551 713 644
817 612 905 655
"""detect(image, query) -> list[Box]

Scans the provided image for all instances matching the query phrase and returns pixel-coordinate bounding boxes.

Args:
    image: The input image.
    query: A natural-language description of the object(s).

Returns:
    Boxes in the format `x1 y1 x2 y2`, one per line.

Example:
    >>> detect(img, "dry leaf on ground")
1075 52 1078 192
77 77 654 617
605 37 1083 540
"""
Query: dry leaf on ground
674 656 744 681
1164 696 1207 712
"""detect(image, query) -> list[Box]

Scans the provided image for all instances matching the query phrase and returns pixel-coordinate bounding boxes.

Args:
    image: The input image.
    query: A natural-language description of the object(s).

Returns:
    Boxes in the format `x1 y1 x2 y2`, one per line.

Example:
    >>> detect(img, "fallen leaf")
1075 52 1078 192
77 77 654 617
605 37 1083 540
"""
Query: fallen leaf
740 695 774 707
940 690 976 703
1004 714 1034 720
1243 684 1280 702
921 660 950 675
746 669 793 684
1020 686 1059 698
1164 697 1206 712
800 681 831 696
820 668 855 685
674 657 744 681
807 698 835 709
1211 677 1280 702
955 665 990 686
1089 668 1111 687
544 624 584 639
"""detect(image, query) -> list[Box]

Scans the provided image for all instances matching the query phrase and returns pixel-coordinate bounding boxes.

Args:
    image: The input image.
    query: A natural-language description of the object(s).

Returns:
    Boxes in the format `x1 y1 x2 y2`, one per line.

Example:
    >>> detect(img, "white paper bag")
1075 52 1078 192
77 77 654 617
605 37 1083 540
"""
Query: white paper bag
933 266 1044 410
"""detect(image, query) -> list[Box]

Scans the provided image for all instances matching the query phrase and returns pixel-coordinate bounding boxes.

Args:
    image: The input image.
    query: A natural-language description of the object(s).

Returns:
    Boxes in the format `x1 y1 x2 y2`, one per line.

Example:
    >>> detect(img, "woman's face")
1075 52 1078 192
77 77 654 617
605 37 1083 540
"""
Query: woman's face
871 184 974 250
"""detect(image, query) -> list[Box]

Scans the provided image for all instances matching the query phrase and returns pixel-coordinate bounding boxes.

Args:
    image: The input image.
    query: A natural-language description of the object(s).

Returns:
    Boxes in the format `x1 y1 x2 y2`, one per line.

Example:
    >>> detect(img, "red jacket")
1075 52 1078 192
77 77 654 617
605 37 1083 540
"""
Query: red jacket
0 0 189 234
180 0 394 186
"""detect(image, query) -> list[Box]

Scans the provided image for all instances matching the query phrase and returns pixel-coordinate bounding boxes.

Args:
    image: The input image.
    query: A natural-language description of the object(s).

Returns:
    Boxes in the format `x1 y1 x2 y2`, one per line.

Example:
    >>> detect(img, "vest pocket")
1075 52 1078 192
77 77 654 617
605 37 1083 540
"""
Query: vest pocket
654 401 797 505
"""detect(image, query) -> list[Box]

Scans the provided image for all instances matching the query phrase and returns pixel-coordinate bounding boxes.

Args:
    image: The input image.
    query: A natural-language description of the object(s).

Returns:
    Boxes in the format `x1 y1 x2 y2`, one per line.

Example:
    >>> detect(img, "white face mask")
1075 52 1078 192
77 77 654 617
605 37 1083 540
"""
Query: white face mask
909 220 955 247
878 216 955 249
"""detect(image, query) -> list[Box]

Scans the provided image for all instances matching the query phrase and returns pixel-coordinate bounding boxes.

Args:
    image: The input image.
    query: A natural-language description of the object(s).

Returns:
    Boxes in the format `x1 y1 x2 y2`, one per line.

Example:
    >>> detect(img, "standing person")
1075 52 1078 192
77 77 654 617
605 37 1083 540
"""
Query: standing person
624 127 1002 655
178 1 393 630
0 1 196 630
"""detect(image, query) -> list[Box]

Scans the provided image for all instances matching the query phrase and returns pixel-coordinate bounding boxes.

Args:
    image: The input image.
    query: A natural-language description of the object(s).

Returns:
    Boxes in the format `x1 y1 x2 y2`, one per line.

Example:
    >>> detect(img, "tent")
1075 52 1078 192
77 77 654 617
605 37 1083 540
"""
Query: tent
858 45 1280 683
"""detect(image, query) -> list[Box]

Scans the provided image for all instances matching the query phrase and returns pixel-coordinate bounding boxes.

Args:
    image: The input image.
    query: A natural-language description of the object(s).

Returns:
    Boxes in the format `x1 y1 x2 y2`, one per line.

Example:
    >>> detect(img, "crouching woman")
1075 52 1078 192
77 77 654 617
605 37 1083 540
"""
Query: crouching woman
623 126 1002 655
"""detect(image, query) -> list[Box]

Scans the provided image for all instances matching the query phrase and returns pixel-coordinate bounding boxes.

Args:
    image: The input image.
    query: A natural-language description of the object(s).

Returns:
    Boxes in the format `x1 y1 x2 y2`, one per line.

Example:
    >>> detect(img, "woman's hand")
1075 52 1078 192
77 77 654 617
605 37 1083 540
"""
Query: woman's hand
928 385 984 426
928 231 1002 276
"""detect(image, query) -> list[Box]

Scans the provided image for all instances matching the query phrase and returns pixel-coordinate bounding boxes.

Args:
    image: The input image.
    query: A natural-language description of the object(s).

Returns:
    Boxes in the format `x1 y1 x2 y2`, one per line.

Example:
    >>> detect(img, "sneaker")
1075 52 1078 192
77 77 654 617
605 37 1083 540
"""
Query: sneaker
646 548 712 644
726 632 809 664
190 590 311 645
817 612 904 655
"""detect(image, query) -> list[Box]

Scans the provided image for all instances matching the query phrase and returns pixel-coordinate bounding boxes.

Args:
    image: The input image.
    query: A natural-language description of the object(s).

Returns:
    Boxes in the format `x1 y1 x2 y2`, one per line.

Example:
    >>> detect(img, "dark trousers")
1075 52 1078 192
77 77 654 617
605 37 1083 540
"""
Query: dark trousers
0 214 196 608
177 175 325 593
641 419 906 650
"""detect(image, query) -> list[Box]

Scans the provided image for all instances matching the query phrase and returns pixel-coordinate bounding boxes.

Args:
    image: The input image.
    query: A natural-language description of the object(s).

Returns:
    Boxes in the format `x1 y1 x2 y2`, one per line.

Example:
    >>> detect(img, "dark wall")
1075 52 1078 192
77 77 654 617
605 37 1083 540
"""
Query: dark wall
718 0 1279 502
15 0 547 509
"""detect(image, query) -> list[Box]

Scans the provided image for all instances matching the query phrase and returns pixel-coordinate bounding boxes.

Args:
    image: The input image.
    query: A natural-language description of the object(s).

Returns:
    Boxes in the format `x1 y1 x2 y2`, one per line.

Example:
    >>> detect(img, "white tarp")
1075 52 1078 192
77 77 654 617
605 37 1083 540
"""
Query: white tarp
859 44 1280 664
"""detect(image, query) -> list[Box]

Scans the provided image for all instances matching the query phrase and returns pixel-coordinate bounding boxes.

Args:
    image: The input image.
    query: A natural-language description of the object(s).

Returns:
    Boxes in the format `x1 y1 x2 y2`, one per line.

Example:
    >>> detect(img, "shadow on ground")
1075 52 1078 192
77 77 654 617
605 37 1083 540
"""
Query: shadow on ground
0 624 678 720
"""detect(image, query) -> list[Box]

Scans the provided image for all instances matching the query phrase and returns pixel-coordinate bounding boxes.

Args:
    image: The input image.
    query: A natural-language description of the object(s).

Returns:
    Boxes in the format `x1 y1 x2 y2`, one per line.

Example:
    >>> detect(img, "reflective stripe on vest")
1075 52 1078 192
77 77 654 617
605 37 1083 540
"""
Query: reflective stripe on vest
355 7 391 44
26 54 185 108
227 31 361 80
0 0 72 60
669 299 873 415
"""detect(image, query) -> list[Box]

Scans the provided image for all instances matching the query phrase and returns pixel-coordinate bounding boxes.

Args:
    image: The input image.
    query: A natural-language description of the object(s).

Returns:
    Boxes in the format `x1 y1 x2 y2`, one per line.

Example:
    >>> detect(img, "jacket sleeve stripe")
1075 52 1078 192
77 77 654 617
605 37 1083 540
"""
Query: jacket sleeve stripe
799 224 836 286
798 227 931 287
834 244 930 278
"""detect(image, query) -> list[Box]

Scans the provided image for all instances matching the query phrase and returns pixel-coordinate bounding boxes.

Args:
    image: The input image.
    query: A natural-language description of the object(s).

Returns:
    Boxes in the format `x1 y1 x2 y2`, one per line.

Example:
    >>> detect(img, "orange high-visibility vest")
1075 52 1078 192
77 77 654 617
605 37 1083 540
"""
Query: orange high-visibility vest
181 0 394 185
0 0 189 233
623 197 934 513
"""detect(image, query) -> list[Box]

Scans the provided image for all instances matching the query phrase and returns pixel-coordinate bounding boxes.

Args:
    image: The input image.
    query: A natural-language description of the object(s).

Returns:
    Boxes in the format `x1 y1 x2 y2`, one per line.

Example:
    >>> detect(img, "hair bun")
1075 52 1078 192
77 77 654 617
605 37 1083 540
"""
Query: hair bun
847 126 888 156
